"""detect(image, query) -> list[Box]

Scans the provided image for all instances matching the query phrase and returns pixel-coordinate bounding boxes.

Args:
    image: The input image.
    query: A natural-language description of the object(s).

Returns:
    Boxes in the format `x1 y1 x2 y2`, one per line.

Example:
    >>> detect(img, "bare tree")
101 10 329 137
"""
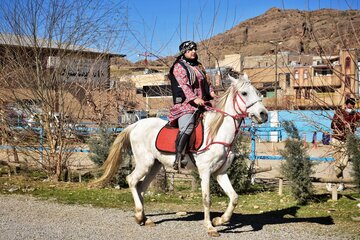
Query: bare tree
0 0 127 181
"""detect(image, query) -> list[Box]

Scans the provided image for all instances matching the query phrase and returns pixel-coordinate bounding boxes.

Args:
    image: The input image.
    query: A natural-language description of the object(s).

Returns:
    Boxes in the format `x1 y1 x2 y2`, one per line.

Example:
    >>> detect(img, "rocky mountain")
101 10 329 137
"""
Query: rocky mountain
122 8 360 68
197 7 360 65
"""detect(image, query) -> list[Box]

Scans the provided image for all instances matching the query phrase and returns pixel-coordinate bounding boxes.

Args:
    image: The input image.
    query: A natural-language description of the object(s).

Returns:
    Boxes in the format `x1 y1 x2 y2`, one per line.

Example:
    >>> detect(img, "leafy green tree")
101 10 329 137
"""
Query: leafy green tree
88 126 132 187
280 121 314 205
88 126 115 166
225 134 252 194
346 134 360 192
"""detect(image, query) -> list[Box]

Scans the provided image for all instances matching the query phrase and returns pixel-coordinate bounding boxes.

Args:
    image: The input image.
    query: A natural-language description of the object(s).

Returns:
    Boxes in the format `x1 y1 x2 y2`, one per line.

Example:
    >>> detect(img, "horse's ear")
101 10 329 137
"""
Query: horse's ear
242 73 249 81
228 74 238 84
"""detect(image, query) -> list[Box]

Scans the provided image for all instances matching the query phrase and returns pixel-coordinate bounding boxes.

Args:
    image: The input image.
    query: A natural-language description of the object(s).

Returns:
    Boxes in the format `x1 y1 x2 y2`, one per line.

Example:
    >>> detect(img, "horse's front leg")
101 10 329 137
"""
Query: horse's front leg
212 173 238 226
199 171 220 237
210 151 238 226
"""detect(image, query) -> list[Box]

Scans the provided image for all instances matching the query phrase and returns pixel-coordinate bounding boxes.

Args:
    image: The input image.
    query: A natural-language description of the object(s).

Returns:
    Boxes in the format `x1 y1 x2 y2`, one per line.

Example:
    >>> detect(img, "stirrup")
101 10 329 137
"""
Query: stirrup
180 158 188 168
173 154 182 171
173 154 187 172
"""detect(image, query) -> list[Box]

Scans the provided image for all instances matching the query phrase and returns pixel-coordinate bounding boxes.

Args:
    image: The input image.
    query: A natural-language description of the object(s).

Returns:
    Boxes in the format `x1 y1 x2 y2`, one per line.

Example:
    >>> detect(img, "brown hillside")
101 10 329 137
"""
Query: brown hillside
125 8 360 69
197 8 360 66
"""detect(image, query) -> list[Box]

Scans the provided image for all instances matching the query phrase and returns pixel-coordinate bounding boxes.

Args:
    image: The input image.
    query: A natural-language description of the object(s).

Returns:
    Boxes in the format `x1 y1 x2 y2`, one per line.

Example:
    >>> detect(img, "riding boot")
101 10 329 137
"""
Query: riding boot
173 132 191 171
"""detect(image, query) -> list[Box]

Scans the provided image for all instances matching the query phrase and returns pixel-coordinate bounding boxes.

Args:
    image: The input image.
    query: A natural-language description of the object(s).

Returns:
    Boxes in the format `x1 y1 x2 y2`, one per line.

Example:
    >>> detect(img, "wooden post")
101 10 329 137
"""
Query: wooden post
191 175 197 192
331 184 338 201
254 166 272 173
169 173 174 191
274 176 353 201
12 147 19 163
278 177 283 195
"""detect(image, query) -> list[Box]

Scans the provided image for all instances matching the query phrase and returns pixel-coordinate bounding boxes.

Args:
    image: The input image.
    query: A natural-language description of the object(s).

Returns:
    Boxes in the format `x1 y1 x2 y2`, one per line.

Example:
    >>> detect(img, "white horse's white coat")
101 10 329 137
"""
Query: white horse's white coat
91 75 268 236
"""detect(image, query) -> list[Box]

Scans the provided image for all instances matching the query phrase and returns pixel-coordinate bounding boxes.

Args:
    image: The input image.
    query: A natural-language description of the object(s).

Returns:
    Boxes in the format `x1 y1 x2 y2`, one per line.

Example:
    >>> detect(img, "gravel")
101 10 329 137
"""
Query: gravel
0 194 358 240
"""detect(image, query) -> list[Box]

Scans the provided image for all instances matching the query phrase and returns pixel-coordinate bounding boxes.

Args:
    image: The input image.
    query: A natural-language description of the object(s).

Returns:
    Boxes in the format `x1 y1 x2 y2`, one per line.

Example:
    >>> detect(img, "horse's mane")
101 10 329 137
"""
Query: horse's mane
207 79 250 139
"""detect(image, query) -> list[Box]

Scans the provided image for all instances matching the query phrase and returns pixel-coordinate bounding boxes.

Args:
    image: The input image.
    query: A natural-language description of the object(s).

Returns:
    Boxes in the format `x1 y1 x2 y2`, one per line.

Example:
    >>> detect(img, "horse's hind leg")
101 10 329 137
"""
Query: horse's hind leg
126 159 162 226
138 160 162 197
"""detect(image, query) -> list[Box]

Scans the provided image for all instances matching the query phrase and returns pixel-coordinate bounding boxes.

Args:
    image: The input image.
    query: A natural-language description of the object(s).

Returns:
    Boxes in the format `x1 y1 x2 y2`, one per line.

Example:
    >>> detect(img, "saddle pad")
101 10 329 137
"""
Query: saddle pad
155 121 204 153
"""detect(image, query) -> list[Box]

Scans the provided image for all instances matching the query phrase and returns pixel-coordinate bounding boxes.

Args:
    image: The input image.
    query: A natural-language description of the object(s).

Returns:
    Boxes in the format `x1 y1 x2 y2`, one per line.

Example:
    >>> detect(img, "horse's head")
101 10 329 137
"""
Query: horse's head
229 74 268 124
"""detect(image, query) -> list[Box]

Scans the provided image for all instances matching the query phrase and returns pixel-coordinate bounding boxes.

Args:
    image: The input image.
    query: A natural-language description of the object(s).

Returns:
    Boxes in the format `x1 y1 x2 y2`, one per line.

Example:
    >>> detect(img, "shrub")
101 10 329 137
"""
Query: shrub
88 125 115 166
279 121 313 205
225 134 252 194
346 134 360 192
88 125 131 187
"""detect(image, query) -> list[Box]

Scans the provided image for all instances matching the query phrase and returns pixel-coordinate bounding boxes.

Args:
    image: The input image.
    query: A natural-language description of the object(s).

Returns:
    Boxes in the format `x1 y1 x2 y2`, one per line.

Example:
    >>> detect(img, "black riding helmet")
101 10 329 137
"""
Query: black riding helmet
345 97 356 105
179 41 197 55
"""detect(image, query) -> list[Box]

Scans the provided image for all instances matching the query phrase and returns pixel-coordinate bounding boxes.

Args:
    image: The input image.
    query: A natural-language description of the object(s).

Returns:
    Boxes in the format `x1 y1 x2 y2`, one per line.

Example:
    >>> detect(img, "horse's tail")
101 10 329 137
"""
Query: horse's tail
89 123 135 188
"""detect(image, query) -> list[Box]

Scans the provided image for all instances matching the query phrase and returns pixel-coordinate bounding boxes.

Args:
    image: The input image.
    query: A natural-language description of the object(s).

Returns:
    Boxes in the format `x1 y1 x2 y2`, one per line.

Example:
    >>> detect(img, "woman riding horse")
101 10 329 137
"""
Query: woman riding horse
168 40 217 170
91 70 268 237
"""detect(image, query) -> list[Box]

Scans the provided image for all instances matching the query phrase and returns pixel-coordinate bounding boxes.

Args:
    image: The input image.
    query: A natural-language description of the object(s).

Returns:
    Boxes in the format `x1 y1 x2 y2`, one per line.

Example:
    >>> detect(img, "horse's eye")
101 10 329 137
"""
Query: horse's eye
241 92 247 97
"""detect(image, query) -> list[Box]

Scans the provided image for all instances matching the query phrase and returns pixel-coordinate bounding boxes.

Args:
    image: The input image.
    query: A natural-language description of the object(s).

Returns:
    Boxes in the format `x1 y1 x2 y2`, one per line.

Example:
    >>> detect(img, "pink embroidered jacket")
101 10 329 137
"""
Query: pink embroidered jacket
168 61 214 123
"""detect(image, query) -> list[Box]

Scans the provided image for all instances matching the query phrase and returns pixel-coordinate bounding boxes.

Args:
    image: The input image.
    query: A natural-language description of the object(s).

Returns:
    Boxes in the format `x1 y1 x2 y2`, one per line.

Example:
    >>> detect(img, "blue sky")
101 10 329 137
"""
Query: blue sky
122 0 359 62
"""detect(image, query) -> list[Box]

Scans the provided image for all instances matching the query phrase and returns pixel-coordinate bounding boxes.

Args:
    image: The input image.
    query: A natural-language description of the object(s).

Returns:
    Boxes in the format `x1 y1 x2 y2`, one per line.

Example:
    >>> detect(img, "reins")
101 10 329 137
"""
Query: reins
192 91 262 158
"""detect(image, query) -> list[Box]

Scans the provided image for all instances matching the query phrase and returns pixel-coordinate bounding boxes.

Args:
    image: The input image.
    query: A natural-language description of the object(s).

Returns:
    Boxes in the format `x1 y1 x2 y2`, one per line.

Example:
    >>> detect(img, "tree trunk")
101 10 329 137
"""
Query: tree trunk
12 147 19 163
152 166 168 192
54 153 62 181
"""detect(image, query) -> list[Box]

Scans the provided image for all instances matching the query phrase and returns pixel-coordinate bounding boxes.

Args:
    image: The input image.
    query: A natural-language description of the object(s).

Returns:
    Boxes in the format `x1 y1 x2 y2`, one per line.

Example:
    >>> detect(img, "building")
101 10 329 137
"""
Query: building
0 34 125 123
110 49 360 116
218 49 360 110
122 72 172 116
114 67 229 116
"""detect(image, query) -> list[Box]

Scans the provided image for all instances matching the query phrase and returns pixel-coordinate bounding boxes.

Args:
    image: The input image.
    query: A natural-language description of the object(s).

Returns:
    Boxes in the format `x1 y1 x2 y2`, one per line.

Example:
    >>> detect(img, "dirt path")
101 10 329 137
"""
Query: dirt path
0 194 358 240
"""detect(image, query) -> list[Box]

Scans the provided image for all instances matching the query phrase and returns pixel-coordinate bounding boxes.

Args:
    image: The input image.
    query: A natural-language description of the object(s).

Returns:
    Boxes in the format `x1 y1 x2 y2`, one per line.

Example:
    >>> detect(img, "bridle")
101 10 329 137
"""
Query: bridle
232 91 263 120
194 89 263 156
205 91 262 132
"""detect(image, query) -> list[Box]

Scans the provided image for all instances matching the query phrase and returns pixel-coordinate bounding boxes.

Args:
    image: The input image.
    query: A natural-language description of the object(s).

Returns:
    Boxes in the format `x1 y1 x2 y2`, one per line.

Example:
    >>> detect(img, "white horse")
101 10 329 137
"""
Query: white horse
91 75 268 237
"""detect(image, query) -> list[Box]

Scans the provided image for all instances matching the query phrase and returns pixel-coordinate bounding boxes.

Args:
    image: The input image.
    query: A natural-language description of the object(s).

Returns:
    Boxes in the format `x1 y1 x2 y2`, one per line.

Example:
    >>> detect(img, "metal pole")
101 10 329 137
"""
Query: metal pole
270 40 282 109
275 44 278 109
250 125 256 160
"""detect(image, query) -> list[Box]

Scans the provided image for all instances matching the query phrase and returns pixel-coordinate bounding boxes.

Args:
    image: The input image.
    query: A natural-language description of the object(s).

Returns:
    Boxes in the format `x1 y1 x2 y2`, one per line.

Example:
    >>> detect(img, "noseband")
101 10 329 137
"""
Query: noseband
233 92 262 119
206 90 262 122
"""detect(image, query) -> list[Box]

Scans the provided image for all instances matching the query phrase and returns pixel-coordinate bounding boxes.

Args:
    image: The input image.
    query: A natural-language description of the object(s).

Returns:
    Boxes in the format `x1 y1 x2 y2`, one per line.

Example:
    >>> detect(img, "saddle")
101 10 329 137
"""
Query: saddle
155 117 204 153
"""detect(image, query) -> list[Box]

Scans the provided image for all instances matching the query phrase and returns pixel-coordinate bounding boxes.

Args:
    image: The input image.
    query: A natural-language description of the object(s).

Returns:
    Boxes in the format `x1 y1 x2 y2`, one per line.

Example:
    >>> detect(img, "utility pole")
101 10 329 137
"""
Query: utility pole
270 41 282 109
138 51 153 74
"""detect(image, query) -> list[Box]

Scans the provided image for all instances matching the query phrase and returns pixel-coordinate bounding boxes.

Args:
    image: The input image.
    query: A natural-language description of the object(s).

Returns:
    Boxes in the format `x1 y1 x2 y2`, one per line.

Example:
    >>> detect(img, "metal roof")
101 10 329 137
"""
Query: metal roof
0 33 125 57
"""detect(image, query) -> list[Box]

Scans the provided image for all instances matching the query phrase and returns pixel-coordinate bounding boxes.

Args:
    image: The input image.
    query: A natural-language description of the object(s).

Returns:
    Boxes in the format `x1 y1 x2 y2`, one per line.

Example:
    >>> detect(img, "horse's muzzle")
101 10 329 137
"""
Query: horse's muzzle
259 110 268 123
250 110 268 124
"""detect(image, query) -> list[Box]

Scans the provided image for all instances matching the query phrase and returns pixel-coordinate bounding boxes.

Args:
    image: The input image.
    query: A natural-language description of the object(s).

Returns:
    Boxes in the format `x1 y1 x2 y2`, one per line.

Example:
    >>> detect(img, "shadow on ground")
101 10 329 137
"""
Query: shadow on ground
150 206 334 233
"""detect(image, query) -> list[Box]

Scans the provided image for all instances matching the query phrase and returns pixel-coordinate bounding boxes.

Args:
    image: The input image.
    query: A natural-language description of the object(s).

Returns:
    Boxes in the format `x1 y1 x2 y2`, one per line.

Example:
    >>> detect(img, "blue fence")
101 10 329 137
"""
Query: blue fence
0 123 123 155
1 110 339 162
246 125 334 162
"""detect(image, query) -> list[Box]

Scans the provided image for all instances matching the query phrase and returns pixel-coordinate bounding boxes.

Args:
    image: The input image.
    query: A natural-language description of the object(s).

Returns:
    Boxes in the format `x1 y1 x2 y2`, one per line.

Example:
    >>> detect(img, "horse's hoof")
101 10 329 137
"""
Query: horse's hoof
144 218 156 227
134 217 143 225
212 217 229 226
212 217 223 226
134 214 145 225
208 229 220 237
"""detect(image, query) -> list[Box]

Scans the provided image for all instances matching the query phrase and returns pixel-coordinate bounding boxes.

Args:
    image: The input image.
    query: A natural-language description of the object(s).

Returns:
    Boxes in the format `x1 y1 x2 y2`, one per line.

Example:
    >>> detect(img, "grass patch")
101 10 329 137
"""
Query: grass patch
1 175 360 234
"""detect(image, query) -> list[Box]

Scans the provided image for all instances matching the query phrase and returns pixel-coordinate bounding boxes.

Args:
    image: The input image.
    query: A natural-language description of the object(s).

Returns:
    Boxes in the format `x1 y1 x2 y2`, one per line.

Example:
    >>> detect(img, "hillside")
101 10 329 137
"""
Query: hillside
119 8 360 68
197 8 360 65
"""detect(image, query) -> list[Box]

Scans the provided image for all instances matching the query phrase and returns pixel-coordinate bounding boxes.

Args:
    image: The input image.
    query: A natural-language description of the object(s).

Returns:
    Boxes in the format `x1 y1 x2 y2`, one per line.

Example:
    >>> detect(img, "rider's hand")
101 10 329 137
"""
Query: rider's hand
194 98 205 106
210 91 218 99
